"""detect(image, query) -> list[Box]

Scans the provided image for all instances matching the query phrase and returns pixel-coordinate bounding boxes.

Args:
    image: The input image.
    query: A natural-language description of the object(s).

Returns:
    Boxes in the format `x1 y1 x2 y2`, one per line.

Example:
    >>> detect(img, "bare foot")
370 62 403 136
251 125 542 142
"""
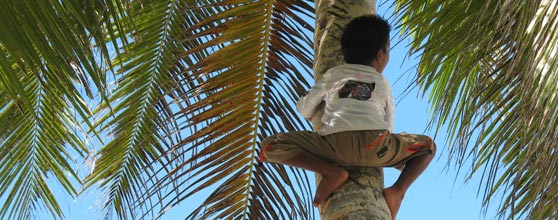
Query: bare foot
313 167 349 207
383 186 405 220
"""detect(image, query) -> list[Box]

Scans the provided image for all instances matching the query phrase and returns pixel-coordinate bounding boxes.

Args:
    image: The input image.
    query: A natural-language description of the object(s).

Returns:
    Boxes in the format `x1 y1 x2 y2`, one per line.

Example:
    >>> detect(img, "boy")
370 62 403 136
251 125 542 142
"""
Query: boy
259 15 436 220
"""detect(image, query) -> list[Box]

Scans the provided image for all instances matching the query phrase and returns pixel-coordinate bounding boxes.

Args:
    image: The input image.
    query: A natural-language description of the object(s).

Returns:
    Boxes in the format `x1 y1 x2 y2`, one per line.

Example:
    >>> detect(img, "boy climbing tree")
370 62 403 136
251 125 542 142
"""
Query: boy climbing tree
259 15 436 220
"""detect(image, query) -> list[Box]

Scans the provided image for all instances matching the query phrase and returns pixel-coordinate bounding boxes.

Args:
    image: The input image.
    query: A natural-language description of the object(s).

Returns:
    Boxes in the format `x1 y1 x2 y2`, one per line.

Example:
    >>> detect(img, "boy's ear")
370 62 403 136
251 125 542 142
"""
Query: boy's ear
376 49 386 60
378 45 390 58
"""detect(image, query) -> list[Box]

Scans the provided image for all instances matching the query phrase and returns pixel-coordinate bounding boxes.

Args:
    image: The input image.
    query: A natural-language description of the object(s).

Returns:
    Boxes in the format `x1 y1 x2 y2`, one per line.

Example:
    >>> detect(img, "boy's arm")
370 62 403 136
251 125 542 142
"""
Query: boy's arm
296 78 328 120
385 81 395 131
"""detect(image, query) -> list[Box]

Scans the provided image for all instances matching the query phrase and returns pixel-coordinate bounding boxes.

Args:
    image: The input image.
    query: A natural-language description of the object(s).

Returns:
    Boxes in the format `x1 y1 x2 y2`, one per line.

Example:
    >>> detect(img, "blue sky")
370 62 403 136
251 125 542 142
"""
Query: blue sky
378 3 502 219
382 46 498 220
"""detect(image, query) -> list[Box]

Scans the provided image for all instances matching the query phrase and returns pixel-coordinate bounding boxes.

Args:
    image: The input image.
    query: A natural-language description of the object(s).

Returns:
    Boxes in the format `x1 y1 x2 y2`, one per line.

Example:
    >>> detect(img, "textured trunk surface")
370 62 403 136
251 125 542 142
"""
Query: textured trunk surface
313 0 391 219
319 167 391 220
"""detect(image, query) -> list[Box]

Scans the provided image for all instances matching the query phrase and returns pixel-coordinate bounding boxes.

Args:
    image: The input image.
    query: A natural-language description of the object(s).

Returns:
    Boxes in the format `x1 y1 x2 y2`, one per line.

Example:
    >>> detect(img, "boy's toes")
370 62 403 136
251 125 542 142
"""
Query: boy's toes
313 196 324 207
313 169 349 207
314 191 332 207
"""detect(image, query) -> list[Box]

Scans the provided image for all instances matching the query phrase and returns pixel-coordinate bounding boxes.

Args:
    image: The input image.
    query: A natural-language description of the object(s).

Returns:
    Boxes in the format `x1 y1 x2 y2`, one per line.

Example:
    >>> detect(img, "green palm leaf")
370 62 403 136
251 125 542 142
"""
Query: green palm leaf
83 0 183 219
0 0 128 219
394 0 558 218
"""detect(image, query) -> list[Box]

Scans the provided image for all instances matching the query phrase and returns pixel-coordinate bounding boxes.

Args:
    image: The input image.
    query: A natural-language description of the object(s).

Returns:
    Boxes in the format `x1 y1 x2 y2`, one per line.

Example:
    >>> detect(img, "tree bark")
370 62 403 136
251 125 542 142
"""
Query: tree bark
313 0 391 219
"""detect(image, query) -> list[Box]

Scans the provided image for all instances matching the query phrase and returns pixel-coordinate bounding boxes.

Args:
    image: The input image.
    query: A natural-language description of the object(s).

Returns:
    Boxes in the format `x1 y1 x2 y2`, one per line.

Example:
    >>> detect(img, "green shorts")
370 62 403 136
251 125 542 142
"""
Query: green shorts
259 130 435 168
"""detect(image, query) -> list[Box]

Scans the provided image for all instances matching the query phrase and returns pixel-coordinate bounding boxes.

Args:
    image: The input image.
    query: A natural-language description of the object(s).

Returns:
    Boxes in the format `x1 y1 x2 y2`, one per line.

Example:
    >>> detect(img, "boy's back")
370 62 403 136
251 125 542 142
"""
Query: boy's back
296 64 394 135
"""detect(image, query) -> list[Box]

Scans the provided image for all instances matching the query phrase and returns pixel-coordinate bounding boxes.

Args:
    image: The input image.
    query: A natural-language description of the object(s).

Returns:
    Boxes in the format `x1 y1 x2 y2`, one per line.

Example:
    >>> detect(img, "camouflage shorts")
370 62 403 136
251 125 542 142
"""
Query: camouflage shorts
259 130 435 169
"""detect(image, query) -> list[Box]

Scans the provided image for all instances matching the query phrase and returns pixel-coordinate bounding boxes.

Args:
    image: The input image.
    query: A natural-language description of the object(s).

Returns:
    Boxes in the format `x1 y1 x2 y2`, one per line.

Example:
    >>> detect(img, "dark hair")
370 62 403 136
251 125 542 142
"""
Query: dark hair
341 15 391 65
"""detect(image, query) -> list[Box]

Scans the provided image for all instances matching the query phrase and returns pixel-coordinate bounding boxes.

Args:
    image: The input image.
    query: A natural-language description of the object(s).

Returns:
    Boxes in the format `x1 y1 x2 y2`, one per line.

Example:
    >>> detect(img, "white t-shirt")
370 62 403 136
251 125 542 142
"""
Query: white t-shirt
296 64 395 135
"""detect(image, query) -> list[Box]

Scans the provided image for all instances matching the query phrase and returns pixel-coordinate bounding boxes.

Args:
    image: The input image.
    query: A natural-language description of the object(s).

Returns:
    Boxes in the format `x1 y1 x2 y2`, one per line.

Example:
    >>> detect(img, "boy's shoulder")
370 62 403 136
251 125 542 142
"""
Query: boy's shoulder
326 64 383 80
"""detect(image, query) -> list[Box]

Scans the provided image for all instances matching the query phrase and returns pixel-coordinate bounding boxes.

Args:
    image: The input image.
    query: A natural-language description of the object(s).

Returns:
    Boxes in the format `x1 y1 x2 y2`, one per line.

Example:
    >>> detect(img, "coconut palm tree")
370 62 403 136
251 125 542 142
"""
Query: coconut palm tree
0 0 556 220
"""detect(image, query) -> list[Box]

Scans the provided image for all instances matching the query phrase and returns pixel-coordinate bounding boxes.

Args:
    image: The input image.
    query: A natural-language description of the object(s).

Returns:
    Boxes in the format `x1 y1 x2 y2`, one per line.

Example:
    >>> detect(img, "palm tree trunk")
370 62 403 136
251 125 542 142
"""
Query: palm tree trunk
313 0 391 219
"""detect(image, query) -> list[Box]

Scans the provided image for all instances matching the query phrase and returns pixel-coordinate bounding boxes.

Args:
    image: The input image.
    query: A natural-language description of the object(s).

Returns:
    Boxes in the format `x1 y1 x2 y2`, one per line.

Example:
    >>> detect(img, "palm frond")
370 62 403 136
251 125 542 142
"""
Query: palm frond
394 0 558 219
0 0 127 219
119 0 316 219
83 0 186 219
2 0 317 219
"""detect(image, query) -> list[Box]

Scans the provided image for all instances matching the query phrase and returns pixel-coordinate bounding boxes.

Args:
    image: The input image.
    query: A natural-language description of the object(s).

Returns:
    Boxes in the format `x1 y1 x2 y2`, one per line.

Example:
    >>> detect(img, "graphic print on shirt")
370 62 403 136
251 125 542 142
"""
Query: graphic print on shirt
338 80 375 101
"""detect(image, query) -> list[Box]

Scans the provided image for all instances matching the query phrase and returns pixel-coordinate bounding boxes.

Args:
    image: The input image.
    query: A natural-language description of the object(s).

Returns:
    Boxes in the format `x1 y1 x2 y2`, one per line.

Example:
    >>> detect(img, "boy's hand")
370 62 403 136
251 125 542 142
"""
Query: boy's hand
305 101 325 122
300 90 311 121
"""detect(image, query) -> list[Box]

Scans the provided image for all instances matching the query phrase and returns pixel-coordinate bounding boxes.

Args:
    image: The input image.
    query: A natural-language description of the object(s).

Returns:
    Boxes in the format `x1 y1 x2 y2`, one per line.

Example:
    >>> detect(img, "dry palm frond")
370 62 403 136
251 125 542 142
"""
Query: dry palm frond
85 0 316 219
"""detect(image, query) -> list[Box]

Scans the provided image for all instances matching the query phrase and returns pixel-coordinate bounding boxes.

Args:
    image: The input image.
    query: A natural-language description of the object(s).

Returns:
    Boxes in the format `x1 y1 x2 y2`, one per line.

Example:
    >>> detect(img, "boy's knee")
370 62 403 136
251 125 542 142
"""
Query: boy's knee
259 136 278 162
260 136 275 148
423 136 437 157
259 134 304 163
408 135 436 159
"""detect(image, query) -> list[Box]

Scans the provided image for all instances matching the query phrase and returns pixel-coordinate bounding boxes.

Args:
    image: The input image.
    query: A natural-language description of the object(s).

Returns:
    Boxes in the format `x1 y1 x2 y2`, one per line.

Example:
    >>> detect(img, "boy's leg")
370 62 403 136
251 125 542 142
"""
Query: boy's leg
260 131 353 207
281 152 348 207
363 132 436 220
383 145 435 220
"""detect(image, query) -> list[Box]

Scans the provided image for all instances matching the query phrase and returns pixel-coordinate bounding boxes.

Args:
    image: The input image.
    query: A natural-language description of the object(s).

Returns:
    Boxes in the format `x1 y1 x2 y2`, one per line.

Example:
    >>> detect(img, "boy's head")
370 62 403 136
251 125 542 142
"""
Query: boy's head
341 15 391 71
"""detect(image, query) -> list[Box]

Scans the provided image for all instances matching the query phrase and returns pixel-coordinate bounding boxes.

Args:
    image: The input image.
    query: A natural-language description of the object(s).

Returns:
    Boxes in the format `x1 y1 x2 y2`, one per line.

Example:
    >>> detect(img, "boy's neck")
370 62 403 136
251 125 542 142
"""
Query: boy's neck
370 61 384 74
344 62 383 74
